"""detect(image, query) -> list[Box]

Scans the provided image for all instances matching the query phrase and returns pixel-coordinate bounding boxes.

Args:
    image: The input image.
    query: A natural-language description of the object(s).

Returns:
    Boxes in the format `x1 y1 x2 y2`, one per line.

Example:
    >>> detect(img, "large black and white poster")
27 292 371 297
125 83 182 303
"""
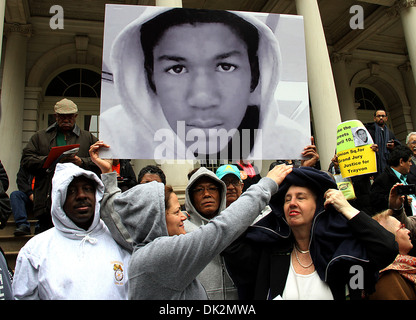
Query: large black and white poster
100 5 310 161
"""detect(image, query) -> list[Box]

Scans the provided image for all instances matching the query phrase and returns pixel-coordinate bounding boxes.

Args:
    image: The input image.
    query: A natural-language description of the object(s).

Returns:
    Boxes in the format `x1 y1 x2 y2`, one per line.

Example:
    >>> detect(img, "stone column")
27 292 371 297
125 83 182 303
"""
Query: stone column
295 0 342 168
0 1 5 64
399 62 416 130
0 23 32 191
332 53 358 121
398 0 416 85
22 87 42 148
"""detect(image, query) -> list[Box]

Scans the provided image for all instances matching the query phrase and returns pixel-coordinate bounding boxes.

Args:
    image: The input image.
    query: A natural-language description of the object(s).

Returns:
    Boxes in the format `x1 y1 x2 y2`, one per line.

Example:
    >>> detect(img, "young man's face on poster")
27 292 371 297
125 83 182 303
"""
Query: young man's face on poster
357 129 368 143
152 23 253 149
99 5 311 161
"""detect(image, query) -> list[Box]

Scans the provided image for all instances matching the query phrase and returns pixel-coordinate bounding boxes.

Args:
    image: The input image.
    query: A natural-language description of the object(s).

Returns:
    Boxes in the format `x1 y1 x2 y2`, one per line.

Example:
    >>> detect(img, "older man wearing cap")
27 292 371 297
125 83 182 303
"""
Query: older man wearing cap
216 164 271 224
21 98 99 233
215 165 244 208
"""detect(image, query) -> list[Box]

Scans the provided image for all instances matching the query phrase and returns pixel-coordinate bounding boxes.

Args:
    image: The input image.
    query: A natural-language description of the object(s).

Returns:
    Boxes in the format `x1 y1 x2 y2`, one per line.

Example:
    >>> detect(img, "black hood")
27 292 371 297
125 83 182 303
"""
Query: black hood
269 166 337 216
247 167 337 243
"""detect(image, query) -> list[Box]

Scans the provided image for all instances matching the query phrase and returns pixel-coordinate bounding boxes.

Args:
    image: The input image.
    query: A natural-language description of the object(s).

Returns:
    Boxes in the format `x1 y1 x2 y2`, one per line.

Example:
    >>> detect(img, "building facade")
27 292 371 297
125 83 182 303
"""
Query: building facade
0 0 415 197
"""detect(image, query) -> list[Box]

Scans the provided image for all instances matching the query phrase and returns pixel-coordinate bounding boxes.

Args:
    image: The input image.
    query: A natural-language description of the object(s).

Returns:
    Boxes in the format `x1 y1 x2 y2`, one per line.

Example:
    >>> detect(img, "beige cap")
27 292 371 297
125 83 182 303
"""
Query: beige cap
54 98 78 114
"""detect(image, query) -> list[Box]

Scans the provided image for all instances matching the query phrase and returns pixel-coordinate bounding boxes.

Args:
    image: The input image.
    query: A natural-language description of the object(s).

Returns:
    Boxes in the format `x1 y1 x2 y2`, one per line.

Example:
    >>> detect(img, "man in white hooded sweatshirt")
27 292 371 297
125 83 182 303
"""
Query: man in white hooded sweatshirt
12 163 130 300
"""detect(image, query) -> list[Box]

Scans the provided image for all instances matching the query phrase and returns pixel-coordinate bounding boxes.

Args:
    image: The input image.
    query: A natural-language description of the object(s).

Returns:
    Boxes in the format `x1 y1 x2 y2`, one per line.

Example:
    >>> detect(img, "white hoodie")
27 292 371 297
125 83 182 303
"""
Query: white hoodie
12 163 130 300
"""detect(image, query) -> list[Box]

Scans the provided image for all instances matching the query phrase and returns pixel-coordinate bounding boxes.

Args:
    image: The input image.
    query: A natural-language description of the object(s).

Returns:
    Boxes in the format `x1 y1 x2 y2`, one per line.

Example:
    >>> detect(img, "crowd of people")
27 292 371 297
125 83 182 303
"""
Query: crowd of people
1 99 416 301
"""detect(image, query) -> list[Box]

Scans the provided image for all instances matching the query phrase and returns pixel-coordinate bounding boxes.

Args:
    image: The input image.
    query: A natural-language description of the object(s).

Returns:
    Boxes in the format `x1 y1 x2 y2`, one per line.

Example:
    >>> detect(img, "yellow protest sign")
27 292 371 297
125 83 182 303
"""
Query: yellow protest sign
336 120 377 178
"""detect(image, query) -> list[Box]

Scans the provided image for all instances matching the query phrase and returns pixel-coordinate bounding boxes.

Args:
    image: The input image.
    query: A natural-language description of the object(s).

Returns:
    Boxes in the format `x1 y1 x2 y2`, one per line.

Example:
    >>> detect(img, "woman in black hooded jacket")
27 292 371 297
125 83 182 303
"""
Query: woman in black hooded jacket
223 167 398 300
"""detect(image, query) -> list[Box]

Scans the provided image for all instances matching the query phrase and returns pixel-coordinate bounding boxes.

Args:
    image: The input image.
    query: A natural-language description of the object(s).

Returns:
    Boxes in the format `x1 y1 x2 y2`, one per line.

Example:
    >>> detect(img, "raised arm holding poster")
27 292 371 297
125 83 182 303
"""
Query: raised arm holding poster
336 120 377 178
99 5 311 162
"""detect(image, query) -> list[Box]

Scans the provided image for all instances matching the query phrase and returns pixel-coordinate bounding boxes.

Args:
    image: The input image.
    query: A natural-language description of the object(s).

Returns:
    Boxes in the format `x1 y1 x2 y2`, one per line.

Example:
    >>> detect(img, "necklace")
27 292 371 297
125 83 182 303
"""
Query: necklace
293 248 313 268
294 243 310 254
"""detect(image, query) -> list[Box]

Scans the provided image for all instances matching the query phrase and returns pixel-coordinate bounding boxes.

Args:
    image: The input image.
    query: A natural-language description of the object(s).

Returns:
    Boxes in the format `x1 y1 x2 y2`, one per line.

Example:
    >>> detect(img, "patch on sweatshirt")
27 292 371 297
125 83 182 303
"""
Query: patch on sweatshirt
112 261 125 285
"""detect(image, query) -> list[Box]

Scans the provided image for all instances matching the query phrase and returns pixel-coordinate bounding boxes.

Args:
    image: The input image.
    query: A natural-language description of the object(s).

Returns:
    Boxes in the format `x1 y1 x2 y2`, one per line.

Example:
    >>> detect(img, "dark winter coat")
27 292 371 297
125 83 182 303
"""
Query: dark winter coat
21 123 98 217
224 167 398 300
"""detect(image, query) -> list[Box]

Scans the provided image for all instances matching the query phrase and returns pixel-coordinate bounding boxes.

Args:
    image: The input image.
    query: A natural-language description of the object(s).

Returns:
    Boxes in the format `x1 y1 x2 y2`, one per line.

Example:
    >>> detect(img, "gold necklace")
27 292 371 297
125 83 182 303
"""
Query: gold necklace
294 243 310 254
293 248 313 268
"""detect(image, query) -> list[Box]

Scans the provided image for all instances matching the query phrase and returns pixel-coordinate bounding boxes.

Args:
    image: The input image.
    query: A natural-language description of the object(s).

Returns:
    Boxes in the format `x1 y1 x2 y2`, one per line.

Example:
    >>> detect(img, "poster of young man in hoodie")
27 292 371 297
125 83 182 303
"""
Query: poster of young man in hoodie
12 163 130 300
99 5 310 162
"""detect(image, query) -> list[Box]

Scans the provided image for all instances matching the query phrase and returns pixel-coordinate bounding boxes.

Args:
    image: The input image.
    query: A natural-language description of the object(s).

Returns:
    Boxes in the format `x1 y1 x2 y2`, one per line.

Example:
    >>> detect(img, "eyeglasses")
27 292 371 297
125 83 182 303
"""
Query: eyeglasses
396 223 406 233
192 186 219 195
222 179 242 188
375 115 387 118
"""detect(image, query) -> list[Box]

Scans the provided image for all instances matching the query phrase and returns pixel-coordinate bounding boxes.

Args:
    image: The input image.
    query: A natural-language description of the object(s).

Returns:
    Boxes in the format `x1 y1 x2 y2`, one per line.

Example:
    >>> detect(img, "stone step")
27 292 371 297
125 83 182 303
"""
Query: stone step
4 251 19 271
0 220 37 237
0 235 33 252
0 234 33 270
0 215 37 271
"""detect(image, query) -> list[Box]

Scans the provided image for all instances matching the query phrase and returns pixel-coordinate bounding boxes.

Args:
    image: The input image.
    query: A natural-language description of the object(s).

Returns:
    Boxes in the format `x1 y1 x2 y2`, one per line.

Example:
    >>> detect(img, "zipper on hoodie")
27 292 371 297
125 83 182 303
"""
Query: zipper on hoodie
309 209 370 282
250 218 291 239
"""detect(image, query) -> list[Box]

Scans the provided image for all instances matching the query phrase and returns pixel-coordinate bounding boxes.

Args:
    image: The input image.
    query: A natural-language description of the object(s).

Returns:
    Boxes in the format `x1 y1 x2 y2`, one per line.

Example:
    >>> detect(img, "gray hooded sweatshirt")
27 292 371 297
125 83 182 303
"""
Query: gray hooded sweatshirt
184 167 237 300
100 171 279 299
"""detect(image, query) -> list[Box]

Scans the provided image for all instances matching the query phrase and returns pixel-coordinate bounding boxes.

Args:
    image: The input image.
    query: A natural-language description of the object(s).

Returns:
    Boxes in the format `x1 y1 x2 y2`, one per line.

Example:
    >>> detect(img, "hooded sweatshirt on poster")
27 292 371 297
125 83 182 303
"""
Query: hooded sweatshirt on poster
99 6 308 160
12 163 130 300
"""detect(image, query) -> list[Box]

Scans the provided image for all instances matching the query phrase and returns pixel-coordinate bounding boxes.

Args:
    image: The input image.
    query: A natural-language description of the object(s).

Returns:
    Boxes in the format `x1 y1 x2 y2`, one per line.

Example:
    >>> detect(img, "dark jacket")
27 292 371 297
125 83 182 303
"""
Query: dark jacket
370 166 413 216
0 161 9 192
0 165 11 229
224 167 398 300
116 159 137 192
21 123 99 217
365 122 400 174
16 166 34 197
365 122 399 144
406 157 416 185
